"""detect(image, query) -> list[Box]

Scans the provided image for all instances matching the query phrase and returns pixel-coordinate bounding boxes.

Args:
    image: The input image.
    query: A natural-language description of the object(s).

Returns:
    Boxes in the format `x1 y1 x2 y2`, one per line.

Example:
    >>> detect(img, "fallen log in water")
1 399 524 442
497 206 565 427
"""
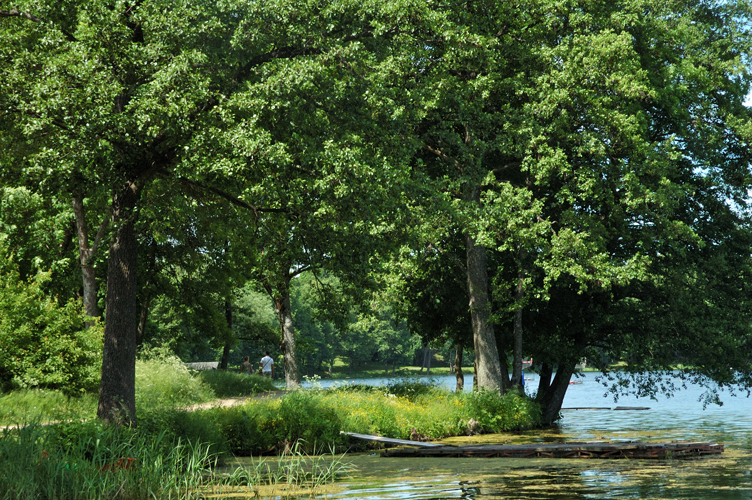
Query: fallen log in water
380 441 724 459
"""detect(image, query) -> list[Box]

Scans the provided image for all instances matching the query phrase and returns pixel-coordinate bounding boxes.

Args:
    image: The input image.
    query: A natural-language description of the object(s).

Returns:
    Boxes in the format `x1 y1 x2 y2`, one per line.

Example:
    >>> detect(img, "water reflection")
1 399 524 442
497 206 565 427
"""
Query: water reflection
285 374 752 499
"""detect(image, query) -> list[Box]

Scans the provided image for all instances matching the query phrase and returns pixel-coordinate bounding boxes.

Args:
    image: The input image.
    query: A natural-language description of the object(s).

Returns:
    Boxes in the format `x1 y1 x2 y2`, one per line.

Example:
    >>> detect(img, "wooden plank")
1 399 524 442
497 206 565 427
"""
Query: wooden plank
381 441 723 459
561 407 613 410
560 407 651 411
340 431 449 448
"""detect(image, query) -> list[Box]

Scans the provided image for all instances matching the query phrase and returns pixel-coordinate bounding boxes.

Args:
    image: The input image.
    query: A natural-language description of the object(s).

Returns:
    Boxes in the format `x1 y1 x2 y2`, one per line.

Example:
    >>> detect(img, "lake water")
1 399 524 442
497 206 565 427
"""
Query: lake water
292 372 752 499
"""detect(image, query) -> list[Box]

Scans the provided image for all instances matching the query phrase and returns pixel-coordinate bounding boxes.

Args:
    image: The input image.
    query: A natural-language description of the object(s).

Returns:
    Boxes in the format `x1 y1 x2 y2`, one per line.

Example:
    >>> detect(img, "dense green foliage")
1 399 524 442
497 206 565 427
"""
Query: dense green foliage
0 390 97 427
213 384 540 455
0 241 102 394
135 352 216 410
2 0 752 425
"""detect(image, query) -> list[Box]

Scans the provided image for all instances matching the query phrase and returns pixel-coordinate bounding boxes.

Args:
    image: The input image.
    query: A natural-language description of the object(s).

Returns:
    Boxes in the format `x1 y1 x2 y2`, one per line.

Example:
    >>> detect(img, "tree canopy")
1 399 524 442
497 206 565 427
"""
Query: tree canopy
2 0 752 425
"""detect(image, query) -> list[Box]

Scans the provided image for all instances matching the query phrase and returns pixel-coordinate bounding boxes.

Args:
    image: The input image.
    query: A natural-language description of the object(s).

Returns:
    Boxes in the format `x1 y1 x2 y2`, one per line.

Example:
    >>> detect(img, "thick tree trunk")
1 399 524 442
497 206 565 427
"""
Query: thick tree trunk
97 185 139 426
536 362 576 424
454 342 464 392
275 290 300 389
72 194 107 322
219 300 232 370
466 231 505 394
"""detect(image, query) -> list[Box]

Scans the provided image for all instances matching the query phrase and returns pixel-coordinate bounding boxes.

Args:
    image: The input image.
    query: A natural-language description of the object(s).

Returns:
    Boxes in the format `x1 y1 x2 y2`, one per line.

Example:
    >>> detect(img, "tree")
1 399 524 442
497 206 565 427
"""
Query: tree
1 0 291 423
471 0 752 422
382 0 752 421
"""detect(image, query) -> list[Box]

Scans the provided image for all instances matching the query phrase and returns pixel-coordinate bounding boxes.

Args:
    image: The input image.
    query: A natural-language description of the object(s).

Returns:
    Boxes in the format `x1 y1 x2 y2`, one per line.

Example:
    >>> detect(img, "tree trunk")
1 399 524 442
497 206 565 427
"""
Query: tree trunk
419 343 429 372
219 299 232 370
454 342 464 392
97 184 139 426
511 271 525 388
72 194 107 323
426 347 432 375
473 356 478 391
274 289 300 389
536 362 576 424
136 296 150 346
466 229 505 394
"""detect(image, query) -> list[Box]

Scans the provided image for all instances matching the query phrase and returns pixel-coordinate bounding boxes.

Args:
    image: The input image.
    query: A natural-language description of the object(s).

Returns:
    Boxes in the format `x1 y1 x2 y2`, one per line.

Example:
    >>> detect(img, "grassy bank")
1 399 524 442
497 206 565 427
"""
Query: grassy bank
0 357 542 499
133 380 541 457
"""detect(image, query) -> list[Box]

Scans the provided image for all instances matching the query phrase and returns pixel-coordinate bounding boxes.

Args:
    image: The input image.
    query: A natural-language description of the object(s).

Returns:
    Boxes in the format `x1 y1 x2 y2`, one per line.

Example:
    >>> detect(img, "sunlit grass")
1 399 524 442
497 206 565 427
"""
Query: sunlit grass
0 389 97 427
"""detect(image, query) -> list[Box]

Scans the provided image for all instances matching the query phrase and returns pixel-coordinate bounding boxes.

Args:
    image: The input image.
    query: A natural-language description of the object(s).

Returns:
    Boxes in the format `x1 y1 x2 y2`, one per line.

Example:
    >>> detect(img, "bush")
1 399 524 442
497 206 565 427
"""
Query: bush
196 370 276 398
135 349 216 410
217 392 344 455
465 389 542 433
0 243 103 395
207 386 541 456
139 408 228 457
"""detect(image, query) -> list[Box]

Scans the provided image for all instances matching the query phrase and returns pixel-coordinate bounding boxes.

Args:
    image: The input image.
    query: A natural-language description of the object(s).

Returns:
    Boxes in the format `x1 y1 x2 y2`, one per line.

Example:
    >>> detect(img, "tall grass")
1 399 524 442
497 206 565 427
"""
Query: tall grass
135 354 216 410
212 383 542 455
0 421 352 500
196 370 277 398
0 422 216 500
0 390 97 427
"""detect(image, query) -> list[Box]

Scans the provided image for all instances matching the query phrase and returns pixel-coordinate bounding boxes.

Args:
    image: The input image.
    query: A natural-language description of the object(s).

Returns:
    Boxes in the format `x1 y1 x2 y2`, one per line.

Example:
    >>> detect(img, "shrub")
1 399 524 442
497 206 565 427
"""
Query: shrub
0 244 103 395
139 408 228 457
383 378 437 400
197 370 276 398
465 389 543 432
135 349 216 410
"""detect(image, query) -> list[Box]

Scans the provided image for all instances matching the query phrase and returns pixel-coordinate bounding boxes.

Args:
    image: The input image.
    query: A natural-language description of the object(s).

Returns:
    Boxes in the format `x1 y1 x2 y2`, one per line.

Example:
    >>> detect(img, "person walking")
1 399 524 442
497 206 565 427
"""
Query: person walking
259 351 274 378
240 356 252 375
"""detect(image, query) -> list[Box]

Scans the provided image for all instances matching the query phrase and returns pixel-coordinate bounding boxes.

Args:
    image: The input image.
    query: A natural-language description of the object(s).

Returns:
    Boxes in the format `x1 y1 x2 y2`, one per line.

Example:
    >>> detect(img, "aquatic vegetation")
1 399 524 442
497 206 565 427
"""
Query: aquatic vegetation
0 421 352 500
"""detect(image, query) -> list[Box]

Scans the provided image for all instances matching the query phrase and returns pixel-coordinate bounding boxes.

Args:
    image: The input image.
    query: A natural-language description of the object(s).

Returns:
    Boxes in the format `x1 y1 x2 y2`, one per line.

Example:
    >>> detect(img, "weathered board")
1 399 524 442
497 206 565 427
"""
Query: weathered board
380 441 724 459
340 431 448 448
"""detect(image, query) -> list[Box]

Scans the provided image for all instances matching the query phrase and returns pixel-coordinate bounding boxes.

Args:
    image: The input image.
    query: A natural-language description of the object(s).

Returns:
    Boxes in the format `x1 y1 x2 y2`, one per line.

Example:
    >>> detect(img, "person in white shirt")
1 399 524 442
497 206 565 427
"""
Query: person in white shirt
259 351 274 378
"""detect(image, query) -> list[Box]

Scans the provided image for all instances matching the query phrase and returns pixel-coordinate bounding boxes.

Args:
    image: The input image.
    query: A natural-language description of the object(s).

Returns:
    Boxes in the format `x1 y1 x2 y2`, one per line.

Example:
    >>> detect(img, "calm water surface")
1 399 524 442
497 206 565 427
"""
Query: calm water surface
283 373 752 499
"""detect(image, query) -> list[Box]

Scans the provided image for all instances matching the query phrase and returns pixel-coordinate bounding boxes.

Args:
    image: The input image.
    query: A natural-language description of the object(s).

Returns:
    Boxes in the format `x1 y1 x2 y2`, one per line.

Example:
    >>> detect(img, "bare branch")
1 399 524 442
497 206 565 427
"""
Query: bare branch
425 144 462 171
0 9 42 22
178 177 288 216
0 9 77 41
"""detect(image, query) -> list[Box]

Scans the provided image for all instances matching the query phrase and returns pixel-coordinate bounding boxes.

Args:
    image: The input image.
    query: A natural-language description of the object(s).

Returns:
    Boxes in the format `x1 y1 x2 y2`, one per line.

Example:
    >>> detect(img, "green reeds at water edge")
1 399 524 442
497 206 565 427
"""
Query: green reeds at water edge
0 423 352 500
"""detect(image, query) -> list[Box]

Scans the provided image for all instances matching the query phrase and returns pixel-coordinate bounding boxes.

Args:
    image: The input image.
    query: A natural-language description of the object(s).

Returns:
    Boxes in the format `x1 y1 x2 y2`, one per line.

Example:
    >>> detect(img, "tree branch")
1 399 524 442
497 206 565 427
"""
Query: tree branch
425 144 462 171
1 9 77 41
0 9 41 22
178 177 288 216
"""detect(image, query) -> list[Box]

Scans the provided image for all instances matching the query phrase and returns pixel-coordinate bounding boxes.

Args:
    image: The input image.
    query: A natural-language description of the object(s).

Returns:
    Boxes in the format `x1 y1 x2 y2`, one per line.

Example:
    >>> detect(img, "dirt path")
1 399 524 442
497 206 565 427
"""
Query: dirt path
184 390 287 411
0 390 288 431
